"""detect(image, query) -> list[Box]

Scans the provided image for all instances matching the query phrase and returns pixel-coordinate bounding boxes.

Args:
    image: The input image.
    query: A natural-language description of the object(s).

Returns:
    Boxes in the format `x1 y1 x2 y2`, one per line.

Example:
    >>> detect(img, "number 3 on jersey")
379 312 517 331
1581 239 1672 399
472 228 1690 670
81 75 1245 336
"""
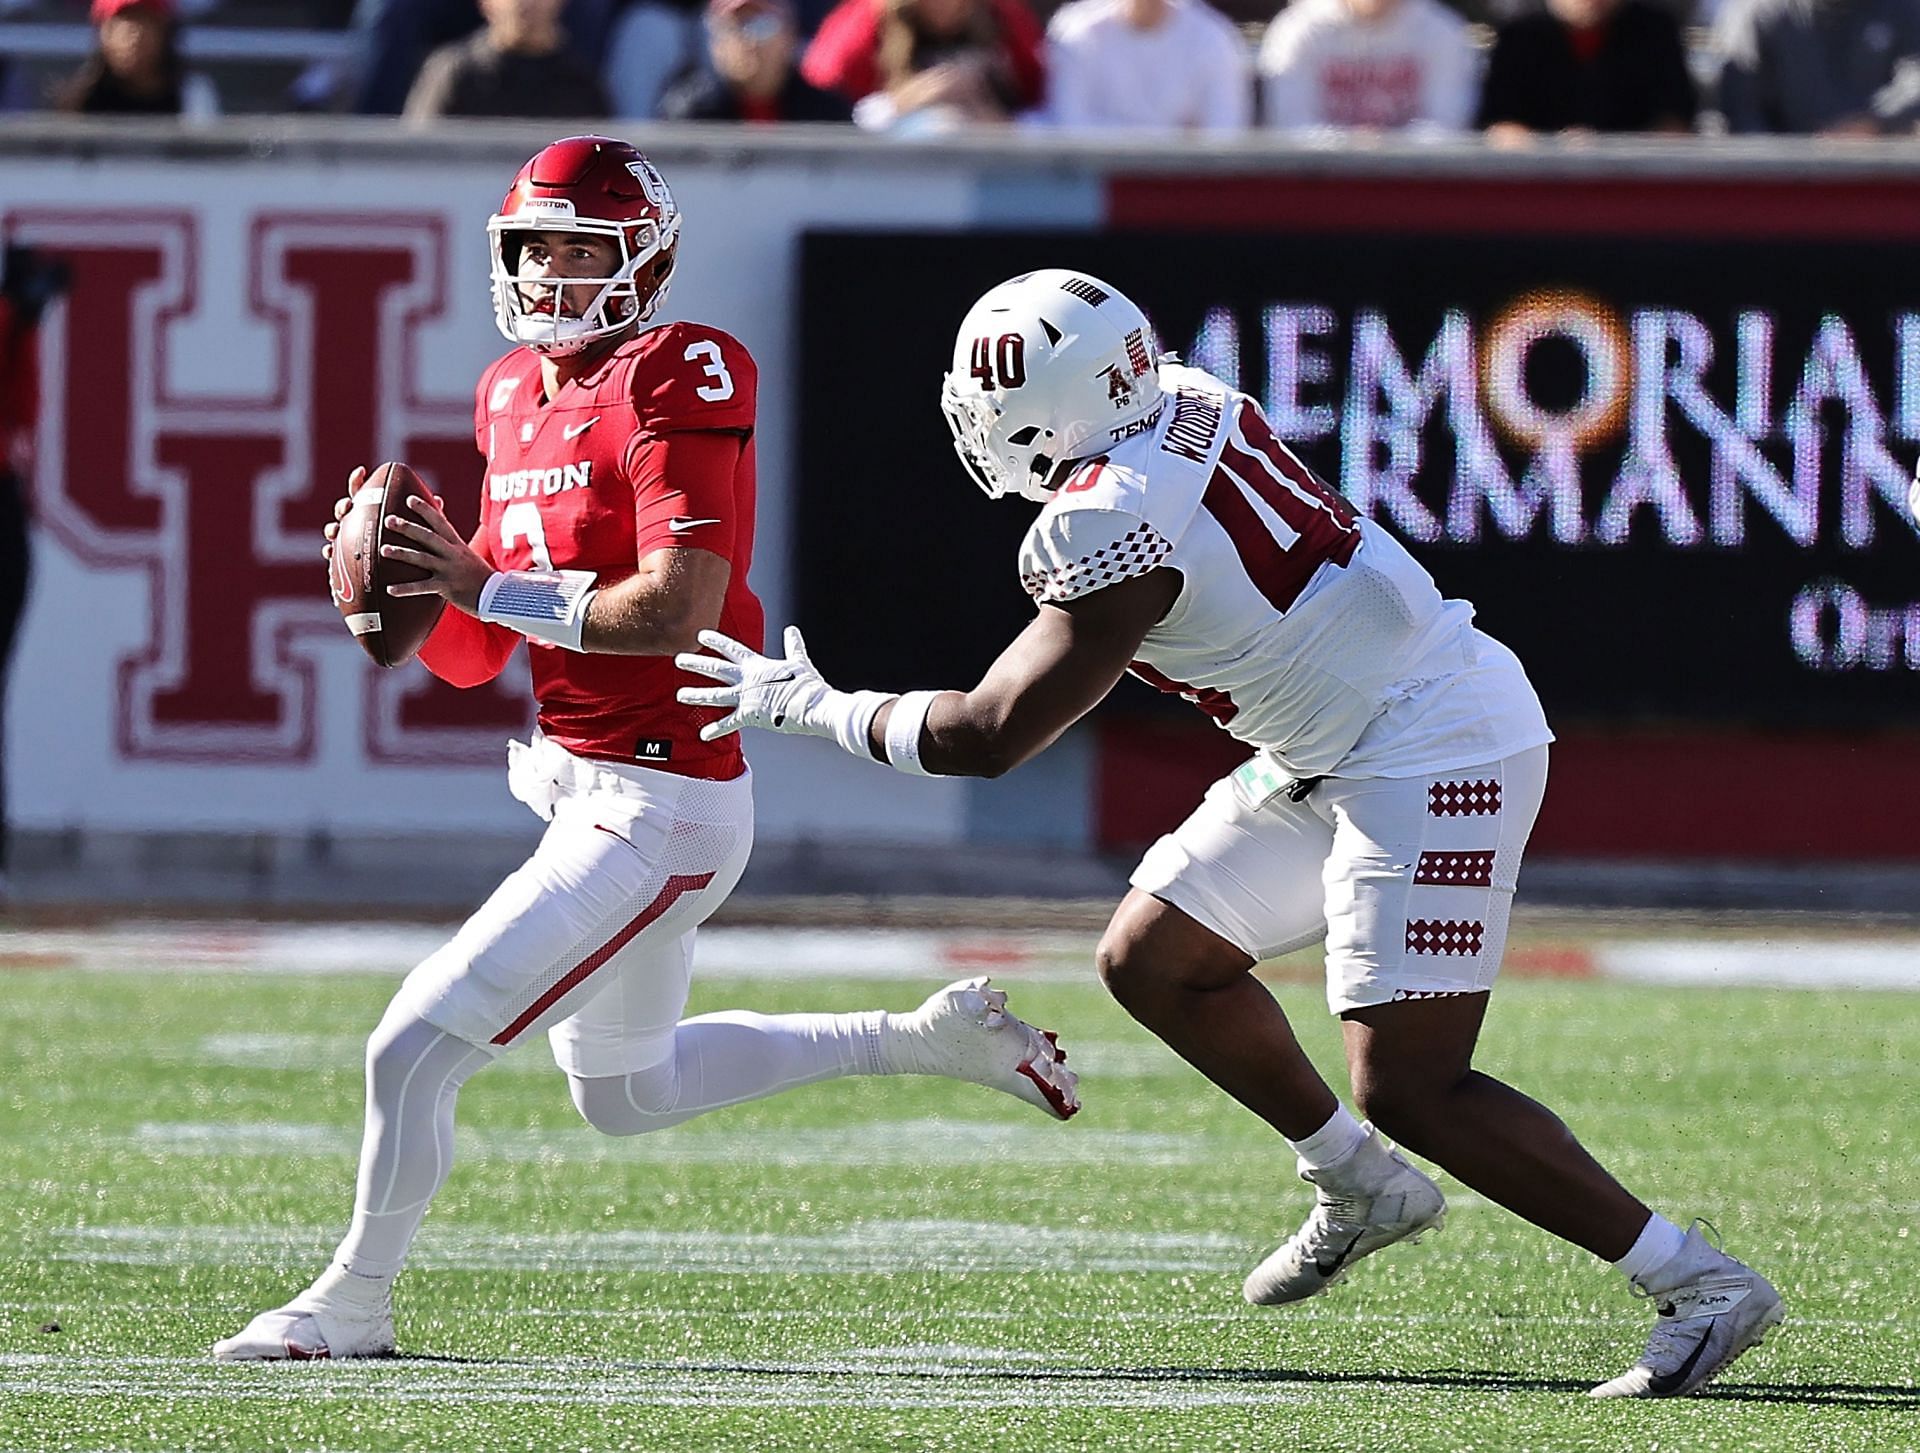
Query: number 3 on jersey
500 500 552 570
685 340 734 402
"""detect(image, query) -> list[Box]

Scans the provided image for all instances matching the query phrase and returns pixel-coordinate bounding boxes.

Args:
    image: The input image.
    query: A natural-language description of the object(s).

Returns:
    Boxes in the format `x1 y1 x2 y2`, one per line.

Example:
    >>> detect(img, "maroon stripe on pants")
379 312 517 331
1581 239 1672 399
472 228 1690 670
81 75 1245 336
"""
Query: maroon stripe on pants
1428 779 1501 817
1413 850 1496 887
1405 919 1485 957
491 871 715 1046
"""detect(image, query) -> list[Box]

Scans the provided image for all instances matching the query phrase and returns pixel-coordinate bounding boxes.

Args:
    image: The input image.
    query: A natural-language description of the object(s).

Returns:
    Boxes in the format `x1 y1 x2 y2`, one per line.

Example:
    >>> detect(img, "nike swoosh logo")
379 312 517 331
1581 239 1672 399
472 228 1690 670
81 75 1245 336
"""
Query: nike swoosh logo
1313 1229 1367 1278
668 516 723 532
765 669 798 726
562 417 600 440
1645 1325 1716 1396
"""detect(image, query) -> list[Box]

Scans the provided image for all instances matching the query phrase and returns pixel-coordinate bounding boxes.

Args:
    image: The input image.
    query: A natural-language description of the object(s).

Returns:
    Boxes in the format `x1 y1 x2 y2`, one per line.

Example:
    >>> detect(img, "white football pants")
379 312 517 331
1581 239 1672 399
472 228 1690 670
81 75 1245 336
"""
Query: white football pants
329 740 891 1282
1132 747 1550 1014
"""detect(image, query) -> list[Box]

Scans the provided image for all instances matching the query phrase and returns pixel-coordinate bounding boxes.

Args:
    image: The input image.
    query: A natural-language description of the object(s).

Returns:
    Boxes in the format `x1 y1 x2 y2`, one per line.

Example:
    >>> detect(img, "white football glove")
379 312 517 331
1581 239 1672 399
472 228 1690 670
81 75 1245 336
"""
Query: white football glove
676 626 890 754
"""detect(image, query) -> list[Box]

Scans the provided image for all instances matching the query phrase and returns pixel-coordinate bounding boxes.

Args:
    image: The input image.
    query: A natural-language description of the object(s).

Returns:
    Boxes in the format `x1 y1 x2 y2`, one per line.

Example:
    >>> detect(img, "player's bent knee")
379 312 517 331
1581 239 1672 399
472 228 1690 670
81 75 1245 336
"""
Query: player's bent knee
567 1063 682 1137
364 1009 455 1095
1097 891 1256 1009
1095 928 1159 1009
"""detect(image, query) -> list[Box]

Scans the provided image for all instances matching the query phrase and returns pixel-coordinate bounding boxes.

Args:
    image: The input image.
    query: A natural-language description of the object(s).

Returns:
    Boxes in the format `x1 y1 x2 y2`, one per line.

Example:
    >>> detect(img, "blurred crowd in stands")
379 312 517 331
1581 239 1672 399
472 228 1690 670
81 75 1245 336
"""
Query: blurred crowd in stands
1 0 1918 138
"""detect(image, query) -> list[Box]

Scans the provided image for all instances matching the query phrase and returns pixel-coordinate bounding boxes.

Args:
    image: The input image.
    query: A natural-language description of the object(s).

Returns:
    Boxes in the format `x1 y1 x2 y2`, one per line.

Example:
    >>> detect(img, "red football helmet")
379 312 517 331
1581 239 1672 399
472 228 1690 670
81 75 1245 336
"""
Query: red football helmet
488 135 682 356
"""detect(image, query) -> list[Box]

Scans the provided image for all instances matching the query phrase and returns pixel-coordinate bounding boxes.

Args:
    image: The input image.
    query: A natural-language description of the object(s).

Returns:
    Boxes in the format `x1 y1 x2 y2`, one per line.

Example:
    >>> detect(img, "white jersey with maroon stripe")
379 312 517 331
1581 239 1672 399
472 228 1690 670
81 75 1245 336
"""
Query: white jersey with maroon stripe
1018 364 1550 779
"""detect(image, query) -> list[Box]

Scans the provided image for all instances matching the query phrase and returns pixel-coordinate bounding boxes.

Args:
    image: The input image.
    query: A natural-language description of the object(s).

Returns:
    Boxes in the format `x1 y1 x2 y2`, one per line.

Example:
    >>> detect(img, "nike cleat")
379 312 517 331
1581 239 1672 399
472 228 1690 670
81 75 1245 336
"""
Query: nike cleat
1590 1224 1785 1398
1243 1126 1446 1306
212 1268 396 1362
882 976 1080 1120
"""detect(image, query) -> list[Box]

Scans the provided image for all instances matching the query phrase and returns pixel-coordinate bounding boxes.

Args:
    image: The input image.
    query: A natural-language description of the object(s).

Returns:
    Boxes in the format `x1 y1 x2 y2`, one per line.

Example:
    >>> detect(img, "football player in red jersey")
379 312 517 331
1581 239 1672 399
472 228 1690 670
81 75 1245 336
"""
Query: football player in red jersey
213 137 1077 1363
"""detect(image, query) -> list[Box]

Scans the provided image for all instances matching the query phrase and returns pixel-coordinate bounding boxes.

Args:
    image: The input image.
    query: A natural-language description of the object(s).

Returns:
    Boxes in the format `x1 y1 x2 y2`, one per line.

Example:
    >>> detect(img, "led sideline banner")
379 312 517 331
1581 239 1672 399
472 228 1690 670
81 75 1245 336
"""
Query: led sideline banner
797 229 1920 729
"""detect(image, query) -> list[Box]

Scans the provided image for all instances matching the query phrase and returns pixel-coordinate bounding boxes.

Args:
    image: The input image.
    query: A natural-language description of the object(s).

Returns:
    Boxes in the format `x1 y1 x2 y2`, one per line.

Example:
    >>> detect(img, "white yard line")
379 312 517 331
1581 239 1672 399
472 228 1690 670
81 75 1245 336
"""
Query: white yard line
0 924 1095 983
0 1352 1319 1410
3 1344 1901 1412
11 922 1920 991
179 1033 1184 1080
1596 941 1920 991
115 1117 1213 1168
45 1219 1256 1275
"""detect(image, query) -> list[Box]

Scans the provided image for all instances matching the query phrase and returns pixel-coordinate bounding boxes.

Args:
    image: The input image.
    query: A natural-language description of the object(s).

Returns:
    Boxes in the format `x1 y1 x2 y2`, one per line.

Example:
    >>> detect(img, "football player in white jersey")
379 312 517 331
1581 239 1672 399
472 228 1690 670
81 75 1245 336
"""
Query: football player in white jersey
679 269 1786 1399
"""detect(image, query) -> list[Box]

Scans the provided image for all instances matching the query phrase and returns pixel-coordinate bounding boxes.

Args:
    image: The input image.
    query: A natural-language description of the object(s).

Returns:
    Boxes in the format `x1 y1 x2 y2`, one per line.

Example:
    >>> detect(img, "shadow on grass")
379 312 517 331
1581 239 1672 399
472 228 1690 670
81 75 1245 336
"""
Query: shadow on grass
387 1355 1918 1411
1700 1379 1919 1410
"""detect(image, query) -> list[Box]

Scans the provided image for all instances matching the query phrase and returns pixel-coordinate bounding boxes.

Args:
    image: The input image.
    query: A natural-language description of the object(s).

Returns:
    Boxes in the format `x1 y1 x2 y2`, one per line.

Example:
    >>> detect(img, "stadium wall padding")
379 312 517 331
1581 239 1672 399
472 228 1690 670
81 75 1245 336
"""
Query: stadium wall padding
3 129 1915 864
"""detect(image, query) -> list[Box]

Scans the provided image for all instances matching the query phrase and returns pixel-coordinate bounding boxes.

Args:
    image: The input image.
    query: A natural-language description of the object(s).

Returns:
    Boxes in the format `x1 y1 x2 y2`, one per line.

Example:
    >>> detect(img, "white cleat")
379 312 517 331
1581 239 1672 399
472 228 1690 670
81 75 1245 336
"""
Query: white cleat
1242 1126 1446 1306
882 976 1080 1120
211 1269 396 1362
1590 1224 1786 1398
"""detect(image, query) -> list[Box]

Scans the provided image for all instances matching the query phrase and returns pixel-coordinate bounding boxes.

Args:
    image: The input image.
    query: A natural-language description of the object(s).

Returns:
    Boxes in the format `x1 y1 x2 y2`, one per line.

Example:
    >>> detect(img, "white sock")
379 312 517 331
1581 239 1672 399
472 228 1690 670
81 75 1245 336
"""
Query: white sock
567 1009 888 1136
1614 1212 1687 1285
1285 1104 1369 1172
307 1261 391 1310
331 1004 492 1283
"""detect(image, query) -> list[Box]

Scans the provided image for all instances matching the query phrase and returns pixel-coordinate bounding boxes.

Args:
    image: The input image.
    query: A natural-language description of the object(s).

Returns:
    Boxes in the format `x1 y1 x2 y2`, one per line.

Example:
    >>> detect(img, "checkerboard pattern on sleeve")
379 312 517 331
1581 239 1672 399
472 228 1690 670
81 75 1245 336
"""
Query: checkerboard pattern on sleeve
1021 523 1173 604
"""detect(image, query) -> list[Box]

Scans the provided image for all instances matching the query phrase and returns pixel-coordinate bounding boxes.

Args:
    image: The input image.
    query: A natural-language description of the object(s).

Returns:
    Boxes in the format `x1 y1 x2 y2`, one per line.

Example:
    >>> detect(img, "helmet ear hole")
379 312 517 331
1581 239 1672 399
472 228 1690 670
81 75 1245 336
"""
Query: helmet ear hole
1006 426 1041 446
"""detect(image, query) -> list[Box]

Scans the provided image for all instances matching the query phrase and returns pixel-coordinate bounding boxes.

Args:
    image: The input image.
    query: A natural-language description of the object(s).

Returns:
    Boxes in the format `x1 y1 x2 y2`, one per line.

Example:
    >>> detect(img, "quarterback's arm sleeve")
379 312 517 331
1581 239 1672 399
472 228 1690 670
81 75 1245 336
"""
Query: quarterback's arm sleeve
418 608 519 687
630 430 747 562
1018 507 1175 605
418 523 518 686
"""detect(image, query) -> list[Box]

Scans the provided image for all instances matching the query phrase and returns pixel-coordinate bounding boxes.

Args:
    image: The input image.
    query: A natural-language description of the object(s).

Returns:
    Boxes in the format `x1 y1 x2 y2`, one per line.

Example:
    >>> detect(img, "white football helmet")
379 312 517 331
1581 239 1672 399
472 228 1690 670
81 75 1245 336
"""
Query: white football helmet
940 270 1166 503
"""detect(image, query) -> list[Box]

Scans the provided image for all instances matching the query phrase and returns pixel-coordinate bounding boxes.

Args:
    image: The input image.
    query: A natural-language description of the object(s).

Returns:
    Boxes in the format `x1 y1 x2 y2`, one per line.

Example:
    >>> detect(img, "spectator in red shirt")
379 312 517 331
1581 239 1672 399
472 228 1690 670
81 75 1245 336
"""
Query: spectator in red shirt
801 0 1045 130
660 0 855 122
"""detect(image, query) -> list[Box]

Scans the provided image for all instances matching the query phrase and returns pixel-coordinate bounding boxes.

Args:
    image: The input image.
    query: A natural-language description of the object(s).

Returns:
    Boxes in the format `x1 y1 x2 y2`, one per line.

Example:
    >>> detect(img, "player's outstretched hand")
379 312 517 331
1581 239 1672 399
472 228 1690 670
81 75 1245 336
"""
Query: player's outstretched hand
677 626 843 743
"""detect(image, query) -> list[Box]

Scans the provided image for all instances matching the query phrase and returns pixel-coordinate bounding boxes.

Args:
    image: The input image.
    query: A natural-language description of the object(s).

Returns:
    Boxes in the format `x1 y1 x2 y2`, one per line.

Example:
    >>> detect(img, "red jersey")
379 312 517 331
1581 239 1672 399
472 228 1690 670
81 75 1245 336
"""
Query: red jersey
420 322 764 780
800 0 1047 110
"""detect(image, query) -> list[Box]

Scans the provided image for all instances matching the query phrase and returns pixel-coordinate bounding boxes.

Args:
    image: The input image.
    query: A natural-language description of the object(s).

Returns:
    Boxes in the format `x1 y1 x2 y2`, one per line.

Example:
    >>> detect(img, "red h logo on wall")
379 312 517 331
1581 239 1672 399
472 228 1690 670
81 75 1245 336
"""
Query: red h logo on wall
8 209 528 765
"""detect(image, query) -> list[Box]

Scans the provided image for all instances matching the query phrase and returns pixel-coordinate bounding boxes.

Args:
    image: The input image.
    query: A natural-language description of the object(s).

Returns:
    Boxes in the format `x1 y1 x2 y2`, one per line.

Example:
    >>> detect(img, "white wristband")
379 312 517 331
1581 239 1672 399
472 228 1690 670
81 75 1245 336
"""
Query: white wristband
830 690 892 760
884 690 941 776
478 570 598 652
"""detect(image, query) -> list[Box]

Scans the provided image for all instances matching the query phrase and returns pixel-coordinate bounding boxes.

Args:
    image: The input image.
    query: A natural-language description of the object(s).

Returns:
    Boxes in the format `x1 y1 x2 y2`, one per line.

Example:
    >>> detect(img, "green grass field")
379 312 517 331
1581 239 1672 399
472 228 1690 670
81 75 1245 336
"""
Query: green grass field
2 937 1917 1452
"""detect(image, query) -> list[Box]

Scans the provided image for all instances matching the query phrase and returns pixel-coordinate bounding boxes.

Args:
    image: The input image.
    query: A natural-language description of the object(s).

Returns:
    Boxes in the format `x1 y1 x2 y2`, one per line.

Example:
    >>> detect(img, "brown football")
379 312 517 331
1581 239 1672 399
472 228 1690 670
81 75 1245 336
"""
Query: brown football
328 461 447 669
